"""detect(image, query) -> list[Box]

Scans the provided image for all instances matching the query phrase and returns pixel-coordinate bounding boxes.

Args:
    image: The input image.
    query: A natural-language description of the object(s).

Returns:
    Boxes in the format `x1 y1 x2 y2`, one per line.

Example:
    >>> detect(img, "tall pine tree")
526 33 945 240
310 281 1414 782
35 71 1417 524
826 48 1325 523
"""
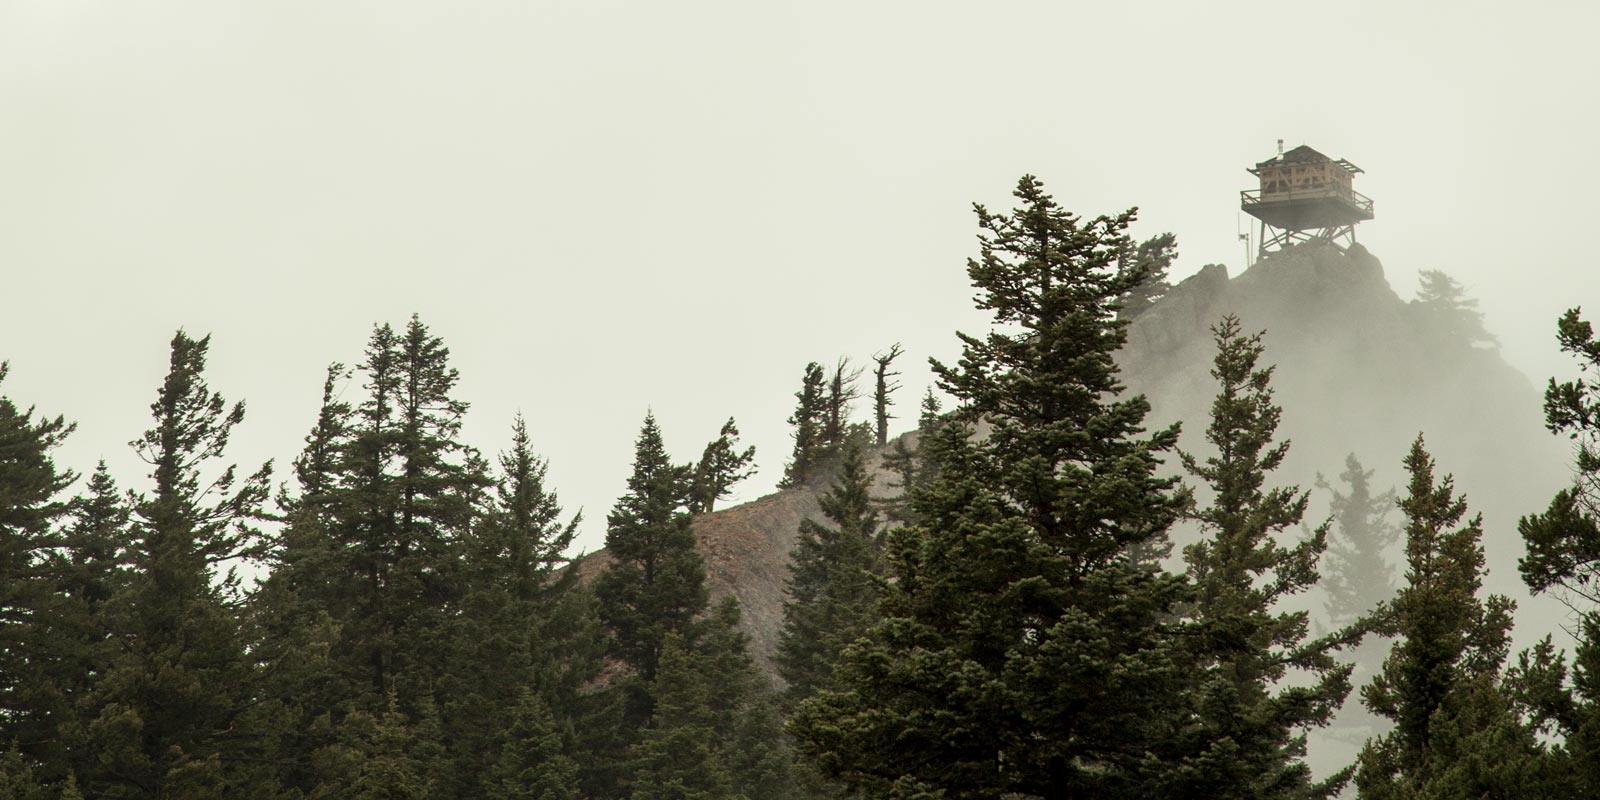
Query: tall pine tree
782 363 827 488
442 414 586 797
314 317 488 707
249 318 488 794
1175 317 1356 799
80 331 272 798
37 463 131 785
1356 436 1554 798
792 176 1193 799
776 441 881 708
1319 453 1400 631
1510 307 1600 795
0 362 76 779
590 413 708 795
595 412 707 685
630 600 794 800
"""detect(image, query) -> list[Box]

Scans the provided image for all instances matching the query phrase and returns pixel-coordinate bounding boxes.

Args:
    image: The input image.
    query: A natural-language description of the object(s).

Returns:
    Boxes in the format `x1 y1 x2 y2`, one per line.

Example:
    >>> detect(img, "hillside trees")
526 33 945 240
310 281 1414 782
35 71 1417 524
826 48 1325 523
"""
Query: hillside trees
247 317 500 796
689 417 755 514
781 362 828 488
871 344 904 447
1320 454 1401 631
630 601 795 800
822 358 864 452
784 355 876 489
595 413 707 688
0 362 78 778
441 413 590 797
592 412 794 797
1355 436 1554 798
1412 269 1496 349
77 331 273 797
776 441 882 707
1512 307 1600 794
1176 317 1356 799
792 176 1193 799
1116 231 1178 318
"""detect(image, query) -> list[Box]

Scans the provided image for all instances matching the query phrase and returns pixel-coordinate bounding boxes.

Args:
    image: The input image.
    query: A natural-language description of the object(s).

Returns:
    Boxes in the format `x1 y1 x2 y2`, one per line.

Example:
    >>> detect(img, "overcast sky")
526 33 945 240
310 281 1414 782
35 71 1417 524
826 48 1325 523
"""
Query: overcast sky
4 1 1598 554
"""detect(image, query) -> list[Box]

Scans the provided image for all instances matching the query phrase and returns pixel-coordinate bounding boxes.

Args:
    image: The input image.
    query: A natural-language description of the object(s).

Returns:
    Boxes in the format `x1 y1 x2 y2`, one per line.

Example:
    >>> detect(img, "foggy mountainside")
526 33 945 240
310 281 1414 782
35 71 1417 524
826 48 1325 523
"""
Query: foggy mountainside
656 240 1570 679
1123 243 1571 616
15 3 1600 798
11 177 1600 800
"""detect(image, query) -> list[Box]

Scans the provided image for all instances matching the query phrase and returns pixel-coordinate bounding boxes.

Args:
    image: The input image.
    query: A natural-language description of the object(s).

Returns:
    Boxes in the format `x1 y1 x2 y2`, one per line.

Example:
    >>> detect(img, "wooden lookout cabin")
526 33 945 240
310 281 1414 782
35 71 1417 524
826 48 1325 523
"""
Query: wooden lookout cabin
1241 143 1373 256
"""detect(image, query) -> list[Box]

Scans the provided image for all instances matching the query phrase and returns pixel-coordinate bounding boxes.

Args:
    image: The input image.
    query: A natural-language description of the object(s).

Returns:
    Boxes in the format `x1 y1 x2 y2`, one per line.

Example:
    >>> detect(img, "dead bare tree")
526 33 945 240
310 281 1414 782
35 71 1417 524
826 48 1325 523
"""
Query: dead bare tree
871 344 904 446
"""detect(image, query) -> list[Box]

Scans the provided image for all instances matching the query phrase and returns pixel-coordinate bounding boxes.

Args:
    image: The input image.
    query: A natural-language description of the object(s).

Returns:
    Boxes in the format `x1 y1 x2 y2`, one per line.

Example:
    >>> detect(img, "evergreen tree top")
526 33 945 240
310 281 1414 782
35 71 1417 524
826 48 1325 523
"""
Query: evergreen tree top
0 361 76 540
130 330 272 567
935 177 1167 443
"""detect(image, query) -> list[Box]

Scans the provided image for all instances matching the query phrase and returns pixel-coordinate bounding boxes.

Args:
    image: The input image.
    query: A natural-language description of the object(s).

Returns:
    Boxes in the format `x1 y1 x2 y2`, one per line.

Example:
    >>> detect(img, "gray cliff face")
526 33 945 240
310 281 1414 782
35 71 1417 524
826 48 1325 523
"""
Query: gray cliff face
1124 241 1568 633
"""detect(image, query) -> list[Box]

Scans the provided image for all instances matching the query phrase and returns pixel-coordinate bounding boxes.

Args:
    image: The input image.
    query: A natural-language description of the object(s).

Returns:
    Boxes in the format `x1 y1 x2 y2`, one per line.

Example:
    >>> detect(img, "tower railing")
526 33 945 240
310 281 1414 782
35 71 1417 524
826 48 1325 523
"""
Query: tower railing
1240 186 1373 214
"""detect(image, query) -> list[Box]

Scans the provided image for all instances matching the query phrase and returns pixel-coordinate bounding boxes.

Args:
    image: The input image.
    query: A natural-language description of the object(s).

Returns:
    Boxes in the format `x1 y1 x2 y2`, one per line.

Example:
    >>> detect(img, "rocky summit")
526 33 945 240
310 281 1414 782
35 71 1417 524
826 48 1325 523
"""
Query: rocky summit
653 242 1570 682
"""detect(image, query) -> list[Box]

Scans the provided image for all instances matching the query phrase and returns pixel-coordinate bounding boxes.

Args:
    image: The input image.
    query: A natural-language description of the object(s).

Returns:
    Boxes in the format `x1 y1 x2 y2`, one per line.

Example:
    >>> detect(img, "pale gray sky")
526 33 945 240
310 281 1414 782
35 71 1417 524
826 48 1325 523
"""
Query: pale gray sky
4 1 1597 553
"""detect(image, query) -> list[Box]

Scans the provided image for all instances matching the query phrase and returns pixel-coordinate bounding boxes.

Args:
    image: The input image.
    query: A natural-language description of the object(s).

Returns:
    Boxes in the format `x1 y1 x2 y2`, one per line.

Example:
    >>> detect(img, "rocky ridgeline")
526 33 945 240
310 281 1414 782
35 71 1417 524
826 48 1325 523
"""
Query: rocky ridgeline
1124 243 1565 604
593 242 1570 683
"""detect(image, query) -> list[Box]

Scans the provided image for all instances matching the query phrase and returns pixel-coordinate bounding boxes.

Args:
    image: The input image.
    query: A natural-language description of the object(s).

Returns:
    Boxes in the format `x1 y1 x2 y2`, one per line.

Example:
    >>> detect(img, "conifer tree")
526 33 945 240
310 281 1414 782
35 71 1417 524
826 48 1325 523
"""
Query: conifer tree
1412 269 1497 348
782 363 827 488
776 442 881 707
871 344 904 447
631 600 794 800
629 634 734 800
250 319 484 794
242 364 354 797
1510 307 1600 794
317 697 431 800
1319 453 1400 631
1175 317 1355 799
311 317 487 706
473 414 581 611
1116 232 1178 319
823 357 863 451
355 707 430 800
0 362 76 777
0 743 52 800
792 176 1192 799
79 331 272 797
37 463 131 784
443 414 584 796
595 412 707 686
489 689 580 800
1355 436 1554 798
878 389 942 527
689 417 756 514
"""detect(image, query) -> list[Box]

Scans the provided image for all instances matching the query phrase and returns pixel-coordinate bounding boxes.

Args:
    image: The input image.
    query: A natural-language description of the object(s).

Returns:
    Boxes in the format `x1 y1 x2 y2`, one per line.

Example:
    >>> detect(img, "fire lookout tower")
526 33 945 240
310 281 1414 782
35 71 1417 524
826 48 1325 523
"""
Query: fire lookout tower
1241 142 1373 257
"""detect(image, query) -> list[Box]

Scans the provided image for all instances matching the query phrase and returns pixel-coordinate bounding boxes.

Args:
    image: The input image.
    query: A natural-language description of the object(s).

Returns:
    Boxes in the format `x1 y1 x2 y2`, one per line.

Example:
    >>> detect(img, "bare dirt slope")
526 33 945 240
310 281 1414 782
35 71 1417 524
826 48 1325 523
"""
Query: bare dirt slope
574 439 913 677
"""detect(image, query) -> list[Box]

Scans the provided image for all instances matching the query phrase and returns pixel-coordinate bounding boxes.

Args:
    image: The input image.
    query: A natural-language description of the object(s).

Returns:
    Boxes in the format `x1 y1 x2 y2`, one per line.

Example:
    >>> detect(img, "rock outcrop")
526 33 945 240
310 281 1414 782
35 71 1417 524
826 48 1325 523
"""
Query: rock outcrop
590 243 1570 690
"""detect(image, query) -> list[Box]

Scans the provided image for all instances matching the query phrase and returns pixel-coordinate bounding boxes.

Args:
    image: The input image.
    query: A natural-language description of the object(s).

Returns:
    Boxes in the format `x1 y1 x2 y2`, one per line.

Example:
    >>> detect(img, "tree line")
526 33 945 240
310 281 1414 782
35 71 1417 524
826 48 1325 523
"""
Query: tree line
2 175 1596 799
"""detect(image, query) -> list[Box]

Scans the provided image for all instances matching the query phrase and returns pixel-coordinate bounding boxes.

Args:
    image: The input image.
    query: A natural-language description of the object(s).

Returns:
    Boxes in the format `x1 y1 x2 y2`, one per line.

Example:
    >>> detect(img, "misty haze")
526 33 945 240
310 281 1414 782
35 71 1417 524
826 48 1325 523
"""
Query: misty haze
4 3 1600 799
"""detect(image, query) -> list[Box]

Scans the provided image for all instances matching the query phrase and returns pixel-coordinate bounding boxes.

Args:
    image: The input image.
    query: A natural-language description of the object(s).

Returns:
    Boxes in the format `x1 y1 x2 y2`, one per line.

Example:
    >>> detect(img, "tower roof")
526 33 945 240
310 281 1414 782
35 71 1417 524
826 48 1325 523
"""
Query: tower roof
1279 144 1329 163
1252 144 1363 175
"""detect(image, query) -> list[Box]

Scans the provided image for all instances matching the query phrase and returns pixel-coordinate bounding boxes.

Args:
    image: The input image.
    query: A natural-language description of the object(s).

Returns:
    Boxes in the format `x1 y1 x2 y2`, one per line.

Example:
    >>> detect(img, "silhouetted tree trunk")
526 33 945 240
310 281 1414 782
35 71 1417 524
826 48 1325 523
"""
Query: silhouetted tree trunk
871 344 903 447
